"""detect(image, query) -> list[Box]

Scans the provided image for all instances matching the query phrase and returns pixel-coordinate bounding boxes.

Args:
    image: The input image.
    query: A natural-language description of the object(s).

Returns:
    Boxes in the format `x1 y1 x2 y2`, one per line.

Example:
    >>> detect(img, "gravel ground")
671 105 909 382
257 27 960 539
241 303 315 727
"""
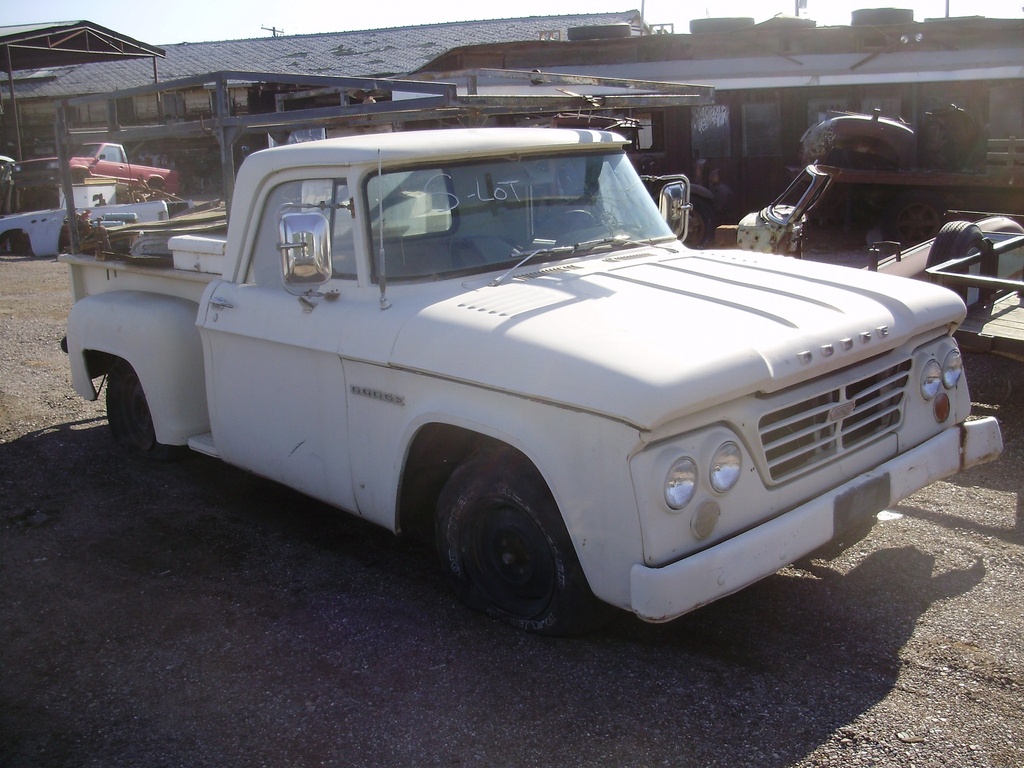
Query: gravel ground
1 240 1022 768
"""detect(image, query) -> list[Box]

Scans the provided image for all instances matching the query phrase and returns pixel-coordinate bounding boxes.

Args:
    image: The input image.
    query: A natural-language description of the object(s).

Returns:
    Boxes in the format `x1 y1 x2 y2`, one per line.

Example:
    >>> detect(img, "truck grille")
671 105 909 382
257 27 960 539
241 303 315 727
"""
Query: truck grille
758 358 911 482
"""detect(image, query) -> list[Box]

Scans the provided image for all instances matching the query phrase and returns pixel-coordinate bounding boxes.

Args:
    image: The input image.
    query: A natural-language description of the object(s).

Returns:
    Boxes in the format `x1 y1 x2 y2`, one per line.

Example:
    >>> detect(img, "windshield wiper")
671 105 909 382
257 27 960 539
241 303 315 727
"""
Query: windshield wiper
488 235 633 287
488 244 575 286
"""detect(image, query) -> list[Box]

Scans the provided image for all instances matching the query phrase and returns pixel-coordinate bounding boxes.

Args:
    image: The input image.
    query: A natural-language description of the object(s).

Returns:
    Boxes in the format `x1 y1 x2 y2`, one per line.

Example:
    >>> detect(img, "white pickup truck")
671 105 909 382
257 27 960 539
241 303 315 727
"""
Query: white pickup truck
61 128 1002 634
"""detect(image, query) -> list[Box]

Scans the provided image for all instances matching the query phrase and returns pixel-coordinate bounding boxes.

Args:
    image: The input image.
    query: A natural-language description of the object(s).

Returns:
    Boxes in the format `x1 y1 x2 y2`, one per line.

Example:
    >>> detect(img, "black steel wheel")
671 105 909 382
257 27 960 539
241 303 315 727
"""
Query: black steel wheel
435 448 608 635
105 359 185 461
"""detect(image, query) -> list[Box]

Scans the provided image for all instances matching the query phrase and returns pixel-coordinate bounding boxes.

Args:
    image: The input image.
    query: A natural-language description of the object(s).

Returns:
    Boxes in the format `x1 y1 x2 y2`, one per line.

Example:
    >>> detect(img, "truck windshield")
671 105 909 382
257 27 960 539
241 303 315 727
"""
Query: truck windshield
366 150 674 281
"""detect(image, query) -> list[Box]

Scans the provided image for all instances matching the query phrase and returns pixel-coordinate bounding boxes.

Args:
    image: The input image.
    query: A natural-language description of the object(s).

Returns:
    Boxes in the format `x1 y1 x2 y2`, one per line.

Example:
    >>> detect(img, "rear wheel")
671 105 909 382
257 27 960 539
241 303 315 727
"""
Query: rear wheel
106 359 185 461
435 448 608 635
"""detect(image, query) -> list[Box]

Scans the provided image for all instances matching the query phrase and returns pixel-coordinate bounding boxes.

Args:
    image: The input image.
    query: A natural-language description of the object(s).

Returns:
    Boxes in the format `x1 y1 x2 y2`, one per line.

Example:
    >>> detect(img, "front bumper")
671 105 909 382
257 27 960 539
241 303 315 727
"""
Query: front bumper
629 416 1002 623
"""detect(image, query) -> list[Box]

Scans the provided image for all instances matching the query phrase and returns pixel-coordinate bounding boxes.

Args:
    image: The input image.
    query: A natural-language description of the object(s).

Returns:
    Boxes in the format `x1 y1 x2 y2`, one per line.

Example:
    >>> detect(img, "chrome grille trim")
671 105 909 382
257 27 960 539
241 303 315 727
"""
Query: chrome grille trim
759 358 911 482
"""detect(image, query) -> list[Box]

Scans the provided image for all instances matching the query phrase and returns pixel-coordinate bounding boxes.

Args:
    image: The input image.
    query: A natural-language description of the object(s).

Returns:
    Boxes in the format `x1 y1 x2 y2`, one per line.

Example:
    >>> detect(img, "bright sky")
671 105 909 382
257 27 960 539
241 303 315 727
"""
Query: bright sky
5 0 1023 45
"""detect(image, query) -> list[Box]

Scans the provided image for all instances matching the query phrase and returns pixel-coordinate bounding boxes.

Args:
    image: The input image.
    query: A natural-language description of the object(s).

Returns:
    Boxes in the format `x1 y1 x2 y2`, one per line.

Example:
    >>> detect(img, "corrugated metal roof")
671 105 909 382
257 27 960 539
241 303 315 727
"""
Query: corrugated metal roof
4 13 640 100
415 15 1024 92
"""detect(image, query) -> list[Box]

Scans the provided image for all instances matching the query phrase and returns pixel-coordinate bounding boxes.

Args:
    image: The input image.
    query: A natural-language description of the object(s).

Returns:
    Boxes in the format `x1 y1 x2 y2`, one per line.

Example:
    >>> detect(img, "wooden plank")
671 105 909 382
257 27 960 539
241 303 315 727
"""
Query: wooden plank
956 292 1024 360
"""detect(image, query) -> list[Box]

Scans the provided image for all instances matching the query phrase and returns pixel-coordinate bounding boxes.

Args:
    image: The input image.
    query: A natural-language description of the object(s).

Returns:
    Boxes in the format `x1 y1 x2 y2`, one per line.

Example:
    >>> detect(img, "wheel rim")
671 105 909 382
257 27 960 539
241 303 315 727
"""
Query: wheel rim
465 504 555 618
897 203 942 244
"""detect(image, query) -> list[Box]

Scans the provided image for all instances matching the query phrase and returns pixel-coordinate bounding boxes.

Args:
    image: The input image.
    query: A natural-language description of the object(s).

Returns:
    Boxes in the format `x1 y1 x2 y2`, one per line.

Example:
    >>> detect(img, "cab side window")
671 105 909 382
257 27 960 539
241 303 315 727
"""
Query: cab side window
98 146 126 163
248 178 356 286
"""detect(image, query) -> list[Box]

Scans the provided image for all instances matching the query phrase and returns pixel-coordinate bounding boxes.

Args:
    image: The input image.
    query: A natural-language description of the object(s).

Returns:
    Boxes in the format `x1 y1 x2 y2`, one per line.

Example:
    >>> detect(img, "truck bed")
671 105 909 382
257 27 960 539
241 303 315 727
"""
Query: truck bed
60 234 225 305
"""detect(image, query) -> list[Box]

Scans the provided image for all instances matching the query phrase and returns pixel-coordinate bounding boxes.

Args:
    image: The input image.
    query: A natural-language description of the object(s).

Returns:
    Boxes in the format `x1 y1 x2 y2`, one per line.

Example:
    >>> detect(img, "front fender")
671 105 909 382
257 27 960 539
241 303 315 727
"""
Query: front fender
67 291 208 445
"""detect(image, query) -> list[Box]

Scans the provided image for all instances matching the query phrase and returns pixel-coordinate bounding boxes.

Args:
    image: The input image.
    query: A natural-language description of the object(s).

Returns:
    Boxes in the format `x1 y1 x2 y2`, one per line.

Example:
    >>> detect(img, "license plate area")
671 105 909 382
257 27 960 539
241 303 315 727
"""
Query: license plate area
834 473 891 535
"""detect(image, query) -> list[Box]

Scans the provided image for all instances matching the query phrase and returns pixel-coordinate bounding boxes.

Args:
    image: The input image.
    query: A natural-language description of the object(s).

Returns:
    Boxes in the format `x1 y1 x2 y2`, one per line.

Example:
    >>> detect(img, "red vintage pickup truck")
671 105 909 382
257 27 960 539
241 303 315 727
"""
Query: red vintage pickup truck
16 142 180 194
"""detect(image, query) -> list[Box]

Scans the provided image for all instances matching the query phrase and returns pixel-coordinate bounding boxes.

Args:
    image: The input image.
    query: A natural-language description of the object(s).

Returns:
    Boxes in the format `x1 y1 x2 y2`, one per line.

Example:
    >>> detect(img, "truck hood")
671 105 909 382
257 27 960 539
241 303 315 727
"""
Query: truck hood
390 247 965 430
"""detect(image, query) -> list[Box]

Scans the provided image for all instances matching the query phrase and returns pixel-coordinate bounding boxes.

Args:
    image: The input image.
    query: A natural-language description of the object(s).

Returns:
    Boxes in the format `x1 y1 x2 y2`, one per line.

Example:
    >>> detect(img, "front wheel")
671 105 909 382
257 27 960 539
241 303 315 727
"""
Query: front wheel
435 448 608 635
105 359 185 461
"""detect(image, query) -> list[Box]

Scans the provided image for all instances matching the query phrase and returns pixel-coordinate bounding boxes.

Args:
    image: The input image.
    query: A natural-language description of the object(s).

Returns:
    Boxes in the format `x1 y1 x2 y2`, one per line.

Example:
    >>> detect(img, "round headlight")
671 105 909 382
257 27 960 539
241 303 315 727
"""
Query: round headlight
920 359 942 400
665 457 697 510
942 349 963 389
709 441 742 494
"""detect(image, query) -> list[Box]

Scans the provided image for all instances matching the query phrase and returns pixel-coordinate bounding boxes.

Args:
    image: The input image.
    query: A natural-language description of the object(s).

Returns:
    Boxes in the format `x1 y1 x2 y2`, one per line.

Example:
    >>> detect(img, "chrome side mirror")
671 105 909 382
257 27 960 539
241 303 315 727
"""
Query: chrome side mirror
657 179 692 242
279 211 331 289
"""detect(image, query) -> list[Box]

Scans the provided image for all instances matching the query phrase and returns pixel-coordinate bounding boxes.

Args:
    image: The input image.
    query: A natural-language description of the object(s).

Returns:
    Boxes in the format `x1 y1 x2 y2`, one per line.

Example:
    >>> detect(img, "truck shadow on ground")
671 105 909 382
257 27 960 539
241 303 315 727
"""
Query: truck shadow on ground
896 499 1024 545
0 419 989 767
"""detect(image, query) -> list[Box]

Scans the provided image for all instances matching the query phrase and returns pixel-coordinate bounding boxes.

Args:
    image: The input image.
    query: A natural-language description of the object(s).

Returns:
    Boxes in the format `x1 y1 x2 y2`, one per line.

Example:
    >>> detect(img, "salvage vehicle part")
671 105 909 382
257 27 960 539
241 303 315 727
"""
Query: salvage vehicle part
737 164 832 255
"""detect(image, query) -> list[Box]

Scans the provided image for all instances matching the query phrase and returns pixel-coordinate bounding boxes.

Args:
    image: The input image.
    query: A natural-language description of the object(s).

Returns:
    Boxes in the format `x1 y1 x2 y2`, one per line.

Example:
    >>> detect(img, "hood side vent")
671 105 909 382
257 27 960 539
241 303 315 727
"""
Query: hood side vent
603 252 656 263
513 264 584 281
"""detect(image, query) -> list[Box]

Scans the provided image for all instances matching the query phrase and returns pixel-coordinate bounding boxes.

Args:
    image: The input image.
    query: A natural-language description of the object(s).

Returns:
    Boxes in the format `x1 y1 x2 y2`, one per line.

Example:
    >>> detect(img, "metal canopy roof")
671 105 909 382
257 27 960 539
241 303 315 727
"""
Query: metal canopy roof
0 21 164 71
1 21 164 159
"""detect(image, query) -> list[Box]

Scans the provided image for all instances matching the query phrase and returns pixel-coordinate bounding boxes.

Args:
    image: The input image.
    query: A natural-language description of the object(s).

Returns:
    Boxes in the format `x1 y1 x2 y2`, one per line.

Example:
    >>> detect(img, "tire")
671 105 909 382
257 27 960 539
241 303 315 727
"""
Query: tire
926 221 986 269
684 198 715 247
887 191 946 246
851 8 914 25
435 448 608 635
105 359 185 461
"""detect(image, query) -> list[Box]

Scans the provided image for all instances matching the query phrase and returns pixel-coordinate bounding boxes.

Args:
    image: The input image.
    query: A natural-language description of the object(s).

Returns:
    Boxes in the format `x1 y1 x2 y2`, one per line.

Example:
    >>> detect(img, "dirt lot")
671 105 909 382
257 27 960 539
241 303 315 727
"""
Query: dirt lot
1 244 1022 768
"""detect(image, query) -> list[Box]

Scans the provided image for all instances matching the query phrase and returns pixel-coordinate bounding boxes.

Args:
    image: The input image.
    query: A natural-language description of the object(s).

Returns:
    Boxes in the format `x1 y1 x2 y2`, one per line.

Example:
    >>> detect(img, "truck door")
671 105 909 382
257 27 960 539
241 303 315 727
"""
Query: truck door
93 144 129 182
197 177 359 512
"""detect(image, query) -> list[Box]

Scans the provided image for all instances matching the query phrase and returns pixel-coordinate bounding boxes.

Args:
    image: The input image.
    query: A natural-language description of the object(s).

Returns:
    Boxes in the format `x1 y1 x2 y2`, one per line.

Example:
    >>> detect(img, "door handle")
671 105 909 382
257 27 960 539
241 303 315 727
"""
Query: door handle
209 297 235 310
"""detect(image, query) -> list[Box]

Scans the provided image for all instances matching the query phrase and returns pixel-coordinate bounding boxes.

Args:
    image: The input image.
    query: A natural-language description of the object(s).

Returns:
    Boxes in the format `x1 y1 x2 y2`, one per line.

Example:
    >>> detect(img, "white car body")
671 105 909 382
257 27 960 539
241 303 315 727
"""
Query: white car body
2 198 168 256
